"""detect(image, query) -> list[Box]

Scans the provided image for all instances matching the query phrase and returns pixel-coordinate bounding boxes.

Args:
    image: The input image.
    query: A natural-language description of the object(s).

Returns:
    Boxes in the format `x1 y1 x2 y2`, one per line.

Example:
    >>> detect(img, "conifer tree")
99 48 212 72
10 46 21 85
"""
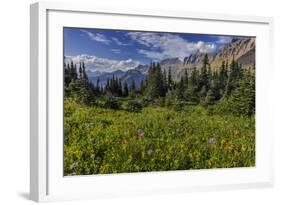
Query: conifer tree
184 69 189 89
79 62 83 78
219 61 228 88
175 77 185 100
155 62 165 97
167 67 173 90
163 69 168 93
140 79 146 94
117 78 123 96
66 61 94 105
205 89 216 105
145 62 165 99
131 80 136 92
64 63 72 86
223 58 241 98
82 62 87 80
190 67 198 88
123 82 129 97
96 77 100 94
70 61 77 80
130 79 136 97
226 71 255 116
199 54 210 95
200 85 207 100
105 78 110 92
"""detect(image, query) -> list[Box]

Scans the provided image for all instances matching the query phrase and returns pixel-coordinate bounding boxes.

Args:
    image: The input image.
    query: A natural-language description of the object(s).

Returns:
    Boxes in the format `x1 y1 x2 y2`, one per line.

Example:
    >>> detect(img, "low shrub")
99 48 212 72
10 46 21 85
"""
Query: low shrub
125 100 143 113
103 96 121 110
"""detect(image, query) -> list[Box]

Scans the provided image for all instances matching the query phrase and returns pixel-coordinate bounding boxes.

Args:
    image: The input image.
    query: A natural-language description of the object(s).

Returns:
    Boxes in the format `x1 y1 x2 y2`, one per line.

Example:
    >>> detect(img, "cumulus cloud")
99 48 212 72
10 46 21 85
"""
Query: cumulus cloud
127 32 217 60
80 29 111 45
65 54 140 73
196 41 217 53
216 36 232 44
137 49 167 60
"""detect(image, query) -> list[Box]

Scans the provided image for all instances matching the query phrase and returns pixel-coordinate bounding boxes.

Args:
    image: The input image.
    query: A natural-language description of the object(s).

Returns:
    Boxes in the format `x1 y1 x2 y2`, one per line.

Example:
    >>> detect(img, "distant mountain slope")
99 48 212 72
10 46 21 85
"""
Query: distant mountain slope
183 38 255 71
174 37 255 79
88 68 146 89
212 38 255 70
134 64 149 75
159 57 185 81
88 70 125 87
120 69 145 89
86 37 255 87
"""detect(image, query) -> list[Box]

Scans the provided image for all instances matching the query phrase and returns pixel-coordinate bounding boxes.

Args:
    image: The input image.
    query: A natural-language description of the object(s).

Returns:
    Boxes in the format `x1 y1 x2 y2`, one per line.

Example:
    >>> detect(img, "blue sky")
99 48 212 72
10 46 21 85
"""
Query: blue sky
64 27 249 72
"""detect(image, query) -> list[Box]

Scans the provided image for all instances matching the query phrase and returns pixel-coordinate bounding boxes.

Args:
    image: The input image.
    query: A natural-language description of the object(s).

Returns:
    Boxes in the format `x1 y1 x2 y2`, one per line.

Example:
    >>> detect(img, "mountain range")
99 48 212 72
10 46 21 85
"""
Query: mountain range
88 37 255 87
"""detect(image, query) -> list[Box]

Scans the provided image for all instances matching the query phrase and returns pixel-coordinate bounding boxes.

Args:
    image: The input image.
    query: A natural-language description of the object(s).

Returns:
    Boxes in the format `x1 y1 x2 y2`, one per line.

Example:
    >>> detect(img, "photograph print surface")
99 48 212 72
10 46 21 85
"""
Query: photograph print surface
63 27 255 176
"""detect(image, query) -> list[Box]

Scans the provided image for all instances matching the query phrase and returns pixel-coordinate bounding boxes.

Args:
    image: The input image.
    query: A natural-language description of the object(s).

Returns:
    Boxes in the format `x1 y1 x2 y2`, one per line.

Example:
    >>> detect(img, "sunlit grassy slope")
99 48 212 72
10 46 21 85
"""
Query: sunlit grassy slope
64 99 255 176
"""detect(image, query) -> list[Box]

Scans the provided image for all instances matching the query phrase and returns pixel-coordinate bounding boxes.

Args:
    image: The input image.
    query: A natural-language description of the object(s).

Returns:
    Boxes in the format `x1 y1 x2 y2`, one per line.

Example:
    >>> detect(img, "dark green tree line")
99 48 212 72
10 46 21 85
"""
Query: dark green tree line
64 55 255 116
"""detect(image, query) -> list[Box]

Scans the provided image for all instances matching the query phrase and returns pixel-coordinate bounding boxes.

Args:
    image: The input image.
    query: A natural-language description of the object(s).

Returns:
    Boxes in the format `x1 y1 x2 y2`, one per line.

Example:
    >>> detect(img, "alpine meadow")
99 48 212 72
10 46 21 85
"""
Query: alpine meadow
63 28 255 176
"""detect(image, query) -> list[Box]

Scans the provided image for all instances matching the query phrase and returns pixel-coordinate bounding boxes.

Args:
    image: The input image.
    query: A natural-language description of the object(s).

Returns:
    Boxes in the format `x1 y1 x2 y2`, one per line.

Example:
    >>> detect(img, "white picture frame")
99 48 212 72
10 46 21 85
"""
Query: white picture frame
30 1 274 202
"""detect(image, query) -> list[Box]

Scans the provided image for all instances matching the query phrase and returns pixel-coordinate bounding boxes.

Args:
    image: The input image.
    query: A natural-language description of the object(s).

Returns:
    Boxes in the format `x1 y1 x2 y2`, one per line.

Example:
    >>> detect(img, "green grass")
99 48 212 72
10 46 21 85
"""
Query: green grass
63 98 255 176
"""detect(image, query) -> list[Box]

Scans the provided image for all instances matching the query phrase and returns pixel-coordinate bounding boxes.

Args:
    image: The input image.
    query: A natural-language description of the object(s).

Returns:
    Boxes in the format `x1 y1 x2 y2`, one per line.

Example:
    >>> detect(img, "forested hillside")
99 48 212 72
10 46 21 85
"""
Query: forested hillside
64 53 255 116
63 52 255 175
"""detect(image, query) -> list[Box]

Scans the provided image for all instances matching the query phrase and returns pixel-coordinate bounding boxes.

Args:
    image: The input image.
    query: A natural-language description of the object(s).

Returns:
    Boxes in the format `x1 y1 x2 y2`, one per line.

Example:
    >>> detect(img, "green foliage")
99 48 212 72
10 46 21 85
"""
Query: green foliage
125 100 143 113
167 67 173 90
129 80 137 98
172 100 186 111
204 89 216 105
219 61 228 90
213 71 255 116
223 58 242 98
65 79 95 105
64 100 255 175
154 97 166 107
64 62 72 86
144 62 166 98
103 95 120 110
175 77 185 100
123 82 129 97
64 60 95 105
64 57 255 116
63 57 256 176
105 75 123 97
164 89 176 106
198 54 210 93
186 86 200 103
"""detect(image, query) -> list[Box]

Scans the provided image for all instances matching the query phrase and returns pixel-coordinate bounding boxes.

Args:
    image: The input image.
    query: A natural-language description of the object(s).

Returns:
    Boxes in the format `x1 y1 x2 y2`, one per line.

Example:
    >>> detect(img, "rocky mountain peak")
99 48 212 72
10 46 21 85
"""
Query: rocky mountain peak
183 37 255 72
160 57 182 65
89 37 255 86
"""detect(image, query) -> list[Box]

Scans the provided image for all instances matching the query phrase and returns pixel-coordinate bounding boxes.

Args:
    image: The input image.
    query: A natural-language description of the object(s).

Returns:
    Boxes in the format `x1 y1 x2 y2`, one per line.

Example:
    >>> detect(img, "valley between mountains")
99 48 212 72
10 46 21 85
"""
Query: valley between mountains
66 37 255 88
63 31 255 175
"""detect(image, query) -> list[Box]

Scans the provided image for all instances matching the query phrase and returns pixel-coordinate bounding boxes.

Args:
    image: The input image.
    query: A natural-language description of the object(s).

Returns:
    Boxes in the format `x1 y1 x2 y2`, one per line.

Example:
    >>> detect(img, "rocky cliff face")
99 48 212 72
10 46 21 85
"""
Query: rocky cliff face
212 38 255 70
120 69 145 89
183 37 255 72
159 57 185 80
88 37 255 85
166 37 256 80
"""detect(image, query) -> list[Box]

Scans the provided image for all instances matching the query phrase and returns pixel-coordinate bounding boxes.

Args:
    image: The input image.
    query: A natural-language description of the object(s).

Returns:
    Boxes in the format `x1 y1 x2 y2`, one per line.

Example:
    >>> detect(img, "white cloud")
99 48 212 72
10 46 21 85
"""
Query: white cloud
196 41 217 53
80 29 111 45
127 32 217 60
65 54 140 73
112 37 130 46
216 36 232 44
137 49 167 60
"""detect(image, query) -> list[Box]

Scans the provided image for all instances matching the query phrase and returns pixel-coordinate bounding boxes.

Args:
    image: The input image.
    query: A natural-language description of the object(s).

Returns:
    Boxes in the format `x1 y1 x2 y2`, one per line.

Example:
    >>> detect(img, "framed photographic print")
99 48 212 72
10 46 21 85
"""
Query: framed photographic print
30 2 274 202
